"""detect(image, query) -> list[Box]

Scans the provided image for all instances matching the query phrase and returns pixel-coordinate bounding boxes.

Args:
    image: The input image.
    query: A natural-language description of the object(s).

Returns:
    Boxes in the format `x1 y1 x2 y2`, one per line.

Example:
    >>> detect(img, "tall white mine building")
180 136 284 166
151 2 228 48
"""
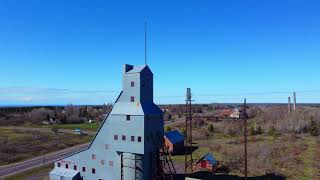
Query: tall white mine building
50 64 164 180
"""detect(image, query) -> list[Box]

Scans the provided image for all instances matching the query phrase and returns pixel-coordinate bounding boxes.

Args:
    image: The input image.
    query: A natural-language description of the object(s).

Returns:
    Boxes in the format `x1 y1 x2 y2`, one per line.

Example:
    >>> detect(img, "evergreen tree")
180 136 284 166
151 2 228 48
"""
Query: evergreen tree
165 126 172 132
208 124 214 133
257 125 262 135
250 125 256 135
309 120 319 136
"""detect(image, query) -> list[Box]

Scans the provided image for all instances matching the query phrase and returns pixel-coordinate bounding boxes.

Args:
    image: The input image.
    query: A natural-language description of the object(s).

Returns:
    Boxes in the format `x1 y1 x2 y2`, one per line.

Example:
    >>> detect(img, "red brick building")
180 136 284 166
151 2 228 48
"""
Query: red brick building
164 130 185 155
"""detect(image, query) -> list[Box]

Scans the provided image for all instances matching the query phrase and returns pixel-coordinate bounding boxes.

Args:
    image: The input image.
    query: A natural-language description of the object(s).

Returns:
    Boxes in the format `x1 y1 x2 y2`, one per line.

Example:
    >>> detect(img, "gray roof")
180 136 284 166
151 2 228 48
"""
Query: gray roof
50 167 80 178
126 65 147 74
111 102 162 115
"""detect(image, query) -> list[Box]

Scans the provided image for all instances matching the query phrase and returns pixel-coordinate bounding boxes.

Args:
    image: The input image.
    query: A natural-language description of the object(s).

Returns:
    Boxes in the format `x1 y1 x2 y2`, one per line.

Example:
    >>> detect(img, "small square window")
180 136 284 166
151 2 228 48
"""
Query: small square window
130 96 135 102
65 164 69 169
57 162 61 167
131 81 134 87
82 167 86 172
126 115 130 121
109 160 113 167
101 160 105 165
92 168 96 174
105 144 109 149
122 135 126 141
131 136 135 141
114 135 118 140
74 165 77 170
92 154 96 160
138 136 142 142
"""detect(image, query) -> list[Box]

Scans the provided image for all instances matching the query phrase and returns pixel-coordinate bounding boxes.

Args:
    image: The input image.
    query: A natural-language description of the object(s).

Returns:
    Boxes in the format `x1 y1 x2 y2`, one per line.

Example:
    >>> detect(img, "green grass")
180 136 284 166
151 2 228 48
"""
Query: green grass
4 163 53 180
52 123 100 131
24 122 100 131
0 129 33 139
171 146 211 163
298 136 317 180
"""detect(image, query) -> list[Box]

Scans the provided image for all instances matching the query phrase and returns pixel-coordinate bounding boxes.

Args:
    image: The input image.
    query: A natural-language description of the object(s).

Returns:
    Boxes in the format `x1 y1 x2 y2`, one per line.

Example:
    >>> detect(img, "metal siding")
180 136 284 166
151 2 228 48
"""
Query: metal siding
50 65 163 180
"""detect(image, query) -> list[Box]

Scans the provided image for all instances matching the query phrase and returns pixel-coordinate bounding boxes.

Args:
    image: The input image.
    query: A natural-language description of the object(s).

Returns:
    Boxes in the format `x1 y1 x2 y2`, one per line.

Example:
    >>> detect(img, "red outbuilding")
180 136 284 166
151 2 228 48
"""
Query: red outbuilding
164 130 185 155
194 153 219 172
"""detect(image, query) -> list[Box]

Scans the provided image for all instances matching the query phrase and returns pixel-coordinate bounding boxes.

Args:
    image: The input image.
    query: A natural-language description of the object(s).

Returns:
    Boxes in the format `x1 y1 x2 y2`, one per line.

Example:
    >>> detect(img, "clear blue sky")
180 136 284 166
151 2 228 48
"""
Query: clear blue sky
1 0 320 105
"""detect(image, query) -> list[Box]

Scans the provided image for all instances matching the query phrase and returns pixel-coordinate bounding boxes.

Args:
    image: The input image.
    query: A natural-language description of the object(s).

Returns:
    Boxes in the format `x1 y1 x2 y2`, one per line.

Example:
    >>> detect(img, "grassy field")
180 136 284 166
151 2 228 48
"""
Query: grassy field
51 123 100 131
170 133 319 179
23 122 100 131
0 128 92 166
4 164 53 180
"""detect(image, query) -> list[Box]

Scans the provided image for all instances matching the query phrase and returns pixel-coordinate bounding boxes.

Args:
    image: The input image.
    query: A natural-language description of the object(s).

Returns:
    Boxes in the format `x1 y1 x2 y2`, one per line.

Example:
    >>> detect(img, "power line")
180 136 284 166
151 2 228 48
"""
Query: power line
156 89 320 98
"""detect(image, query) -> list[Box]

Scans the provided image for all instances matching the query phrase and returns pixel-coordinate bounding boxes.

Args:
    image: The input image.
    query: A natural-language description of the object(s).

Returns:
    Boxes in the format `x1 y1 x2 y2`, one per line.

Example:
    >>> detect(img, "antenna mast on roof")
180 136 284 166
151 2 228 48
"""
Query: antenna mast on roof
144 19 147 65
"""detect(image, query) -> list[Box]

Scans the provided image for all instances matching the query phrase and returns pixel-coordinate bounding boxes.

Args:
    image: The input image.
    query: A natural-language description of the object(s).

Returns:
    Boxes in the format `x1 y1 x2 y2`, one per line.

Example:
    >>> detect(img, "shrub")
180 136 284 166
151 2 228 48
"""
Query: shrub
251 124 263 135
257 125 263 134
180 128 186 136
207 124 214 133
309 120 319 136
268 127 277 136
165 126 172 132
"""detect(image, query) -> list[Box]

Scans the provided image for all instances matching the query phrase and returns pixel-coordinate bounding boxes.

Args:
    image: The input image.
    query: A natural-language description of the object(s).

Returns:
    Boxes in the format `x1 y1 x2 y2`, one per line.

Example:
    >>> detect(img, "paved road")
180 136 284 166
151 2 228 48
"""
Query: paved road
0 143 89 179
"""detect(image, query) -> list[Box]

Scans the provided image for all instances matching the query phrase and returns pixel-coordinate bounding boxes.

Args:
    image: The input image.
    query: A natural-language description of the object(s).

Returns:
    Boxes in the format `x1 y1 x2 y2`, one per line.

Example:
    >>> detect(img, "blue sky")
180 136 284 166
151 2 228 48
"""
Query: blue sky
0 0 320 105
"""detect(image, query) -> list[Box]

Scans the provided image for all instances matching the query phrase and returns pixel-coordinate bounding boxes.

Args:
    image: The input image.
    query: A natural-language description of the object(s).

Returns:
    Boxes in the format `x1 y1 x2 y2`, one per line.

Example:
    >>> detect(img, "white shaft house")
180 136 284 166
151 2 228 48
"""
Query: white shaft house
50 64 164 180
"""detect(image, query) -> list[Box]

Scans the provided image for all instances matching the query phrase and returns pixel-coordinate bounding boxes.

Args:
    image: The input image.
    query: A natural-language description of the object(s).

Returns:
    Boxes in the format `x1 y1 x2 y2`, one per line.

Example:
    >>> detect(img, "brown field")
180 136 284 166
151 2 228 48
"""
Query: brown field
0 128 92 166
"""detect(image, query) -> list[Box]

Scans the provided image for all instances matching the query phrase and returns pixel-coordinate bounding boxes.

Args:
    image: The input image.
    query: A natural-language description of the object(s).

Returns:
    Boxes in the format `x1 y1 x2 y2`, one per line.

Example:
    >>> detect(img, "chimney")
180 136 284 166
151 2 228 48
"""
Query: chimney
123 64 133 74
288 96 291 113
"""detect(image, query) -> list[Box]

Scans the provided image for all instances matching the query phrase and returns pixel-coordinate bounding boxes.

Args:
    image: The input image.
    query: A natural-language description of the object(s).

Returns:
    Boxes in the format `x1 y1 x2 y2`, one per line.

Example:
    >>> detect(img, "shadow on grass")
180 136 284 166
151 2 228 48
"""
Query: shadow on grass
174 145 199 156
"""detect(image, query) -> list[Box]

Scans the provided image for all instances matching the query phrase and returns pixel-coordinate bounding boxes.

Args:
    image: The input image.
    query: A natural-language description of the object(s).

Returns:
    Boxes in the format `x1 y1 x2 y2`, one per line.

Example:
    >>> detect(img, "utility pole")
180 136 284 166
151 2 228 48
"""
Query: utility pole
241 98 249 180
43 151 46 165
144 19 147 65
185 88 193 176
8 137 11 163
288 96 291 114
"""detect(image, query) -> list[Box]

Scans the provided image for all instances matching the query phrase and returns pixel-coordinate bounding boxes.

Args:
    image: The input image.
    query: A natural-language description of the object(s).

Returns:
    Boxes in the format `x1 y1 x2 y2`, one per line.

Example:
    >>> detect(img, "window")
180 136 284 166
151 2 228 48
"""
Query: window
65 164 69 169
109 160 113 167
122 135 126 141
57 162 61 167
138 136 142 142
130 96 135 102
92 168 96 174
74 165 77 170
126 115 130 121
114 135 118 140
105 144 109 150
82 167 86 172
92 154 96 160
101 160 105 165
131 136 135 141
130 81 134 87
